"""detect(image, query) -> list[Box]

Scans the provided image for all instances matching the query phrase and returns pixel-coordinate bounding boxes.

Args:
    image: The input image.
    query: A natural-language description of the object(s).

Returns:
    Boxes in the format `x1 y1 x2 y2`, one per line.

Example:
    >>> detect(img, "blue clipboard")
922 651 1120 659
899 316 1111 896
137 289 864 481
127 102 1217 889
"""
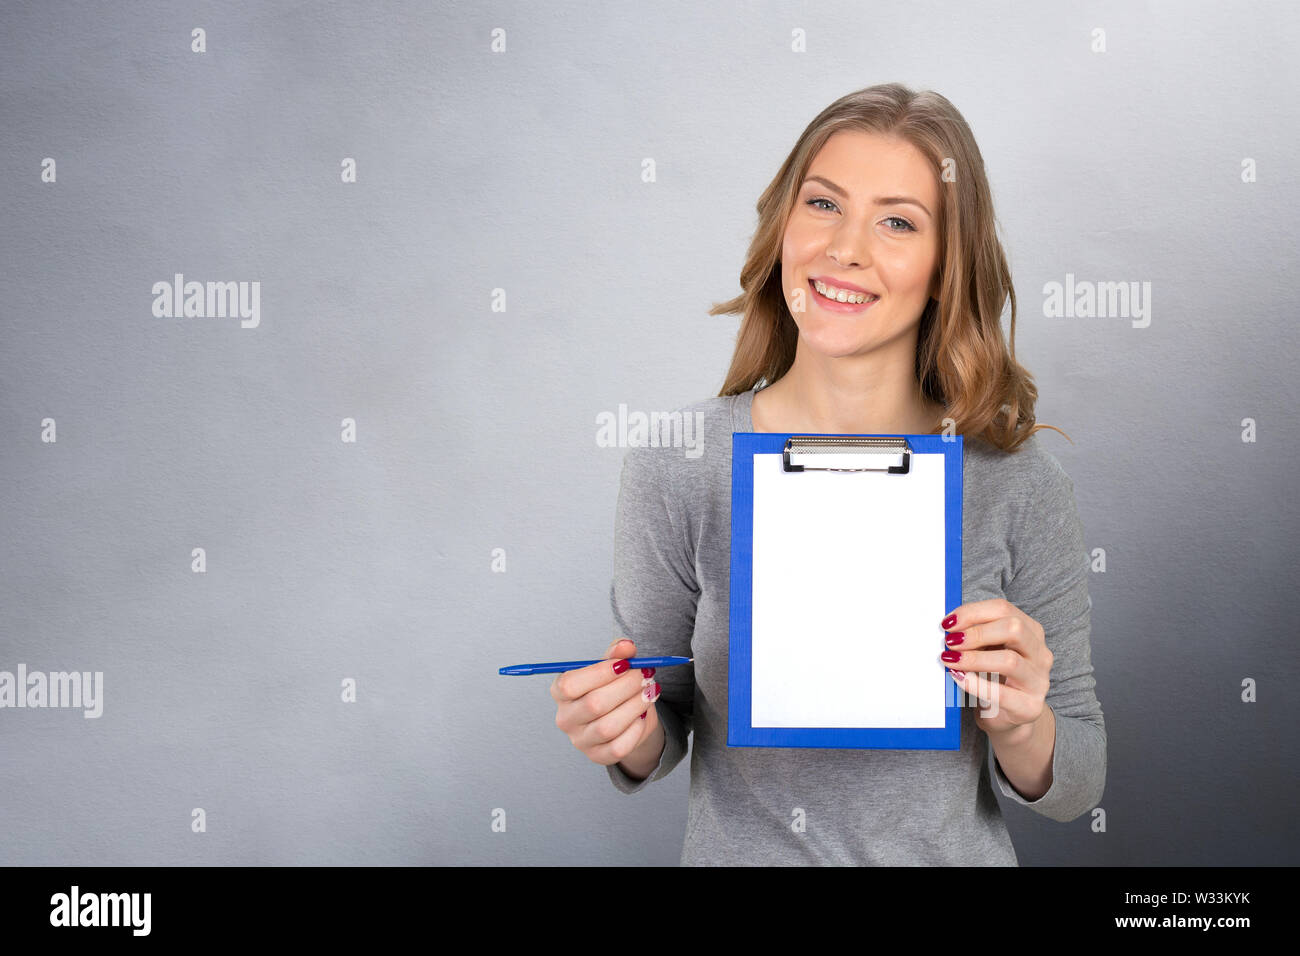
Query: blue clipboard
728 432 963 749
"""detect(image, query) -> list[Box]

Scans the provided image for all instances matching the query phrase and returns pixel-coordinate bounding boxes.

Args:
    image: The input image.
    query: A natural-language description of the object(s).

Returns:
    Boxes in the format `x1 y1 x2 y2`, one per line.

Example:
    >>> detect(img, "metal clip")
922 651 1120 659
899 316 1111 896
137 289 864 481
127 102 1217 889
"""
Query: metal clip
781 436 912 474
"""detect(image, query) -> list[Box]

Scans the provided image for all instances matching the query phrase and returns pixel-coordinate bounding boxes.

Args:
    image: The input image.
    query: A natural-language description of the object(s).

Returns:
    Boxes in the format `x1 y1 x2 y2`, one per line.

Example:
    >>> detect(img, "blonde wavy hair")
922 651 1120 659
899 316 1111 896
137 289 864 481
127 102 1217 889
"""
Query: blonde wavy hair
712 83 1068 452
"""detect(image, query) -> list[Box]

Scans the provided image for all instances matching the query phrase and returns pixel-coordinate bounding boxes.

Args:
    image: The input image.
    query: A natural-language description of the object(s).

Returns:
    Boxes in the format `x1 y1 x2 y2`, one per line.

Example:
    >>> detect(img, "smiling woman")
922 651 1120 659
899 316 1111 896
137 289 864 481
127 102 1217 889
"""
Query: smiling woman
554 83 1106 866
764 129 946 433
714 83 1058 448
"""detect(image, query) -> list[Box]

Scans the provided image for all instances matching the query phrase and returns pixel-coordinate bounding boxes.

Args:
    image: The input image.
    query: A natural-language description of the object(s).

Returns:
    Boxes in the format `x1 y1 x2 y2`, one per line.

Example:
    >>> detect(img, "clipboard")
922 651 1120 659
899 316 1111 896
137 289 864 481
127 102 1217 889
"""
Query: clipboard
728 432 963 749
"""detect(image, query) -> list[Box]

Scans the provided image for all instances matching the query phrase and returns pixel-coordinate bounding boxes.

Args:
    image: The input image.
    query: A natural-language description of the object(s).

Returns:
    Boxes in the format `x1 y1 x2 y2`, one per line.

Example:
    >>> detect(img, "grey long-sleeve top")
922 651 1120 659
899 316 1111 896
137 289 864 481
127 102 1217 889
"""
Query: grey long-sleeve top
605 384 1106 865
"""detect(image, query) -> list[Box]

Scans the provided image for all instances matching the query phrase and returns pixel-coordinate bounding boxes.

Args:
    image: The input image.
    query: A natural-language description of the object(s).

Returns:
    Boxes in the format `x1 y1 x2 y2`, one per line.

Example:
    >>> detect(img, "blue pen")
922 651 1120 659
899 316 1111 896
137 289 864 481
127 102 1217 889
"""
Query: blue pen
499 656 693 676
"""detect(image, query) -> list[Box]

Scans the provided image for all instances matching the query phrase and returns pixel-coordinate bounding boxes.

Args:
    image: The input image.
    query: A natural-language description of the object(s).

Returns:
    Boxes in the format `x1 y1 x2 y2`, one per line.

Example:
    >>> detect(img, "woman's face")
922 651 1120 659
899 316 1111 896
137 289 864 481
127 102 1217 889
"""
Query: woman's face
781 129 941 360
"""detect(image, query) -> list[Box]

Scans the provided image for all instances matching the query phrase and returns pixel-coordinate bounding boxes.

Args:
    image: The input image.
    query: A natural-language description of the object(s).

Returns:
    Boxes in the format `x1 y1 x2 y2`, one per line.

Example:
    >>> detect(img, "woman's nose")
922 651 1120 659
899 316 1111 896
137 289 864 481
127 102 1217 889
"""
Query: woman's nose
826 221 873 268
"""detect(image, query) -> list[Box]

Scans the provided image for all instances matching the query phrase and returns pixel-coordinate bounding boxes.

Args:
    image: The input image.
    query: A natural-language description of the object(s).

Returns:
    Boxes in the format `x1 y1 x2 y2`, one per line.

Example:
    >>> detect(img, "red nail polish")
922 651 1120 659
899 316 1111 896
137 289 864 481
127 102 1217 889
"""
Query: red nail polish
941 650 961 663
941 614 957 629
640 710 648 719
951 670 966 681
945 631 965 646
641 667 656 678
612 659 630 674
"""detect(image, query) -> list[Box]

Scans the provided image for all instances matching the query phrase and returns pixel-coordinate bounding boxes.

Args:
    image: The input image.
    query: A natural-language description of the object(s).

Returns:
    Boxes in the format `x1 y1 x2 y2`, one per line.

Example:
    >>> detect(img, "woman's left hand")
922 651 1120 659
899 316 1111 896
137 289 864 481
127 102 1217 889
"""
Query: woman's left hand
939 599 1053 737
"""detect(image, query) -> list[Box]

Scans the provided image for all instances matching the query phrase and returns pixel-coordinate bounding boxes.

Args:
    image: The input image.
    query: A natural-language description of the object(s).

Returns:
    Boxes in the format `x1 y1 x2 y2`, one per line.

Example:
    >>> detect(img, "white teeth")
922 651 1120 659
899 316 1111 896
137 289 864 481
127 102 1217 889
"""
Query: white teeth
813 280 877 304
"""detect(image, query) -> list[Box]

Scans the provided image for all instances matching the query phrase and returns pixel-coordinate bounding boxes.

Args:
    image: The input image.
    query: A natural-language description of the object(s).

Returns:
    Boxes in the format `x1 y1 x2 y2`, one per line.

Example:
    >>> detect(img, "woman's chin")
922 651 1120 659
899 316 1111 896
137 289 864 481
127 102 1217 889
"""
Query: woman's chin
797 327 878 357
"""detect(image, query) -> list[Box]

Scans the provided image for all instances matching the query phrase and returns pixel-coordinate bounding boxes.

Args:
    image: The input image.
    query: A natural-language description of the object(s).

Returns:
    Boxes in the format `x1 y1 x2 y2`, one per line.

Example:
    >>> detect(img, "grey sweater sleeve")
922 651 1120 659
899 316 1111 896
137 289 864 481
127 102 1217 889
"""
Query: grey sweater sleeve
605 445 698 794
991 451 1107 822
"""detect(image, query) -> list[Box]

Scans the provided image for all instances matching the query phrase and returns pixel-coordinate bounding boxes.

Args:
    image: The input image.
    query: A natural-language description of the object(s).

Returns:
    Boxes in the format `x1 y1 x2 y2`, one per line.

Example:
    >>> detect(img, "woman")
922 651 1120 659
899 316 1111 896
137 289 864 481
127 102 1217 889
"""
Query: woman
551 83 1106 865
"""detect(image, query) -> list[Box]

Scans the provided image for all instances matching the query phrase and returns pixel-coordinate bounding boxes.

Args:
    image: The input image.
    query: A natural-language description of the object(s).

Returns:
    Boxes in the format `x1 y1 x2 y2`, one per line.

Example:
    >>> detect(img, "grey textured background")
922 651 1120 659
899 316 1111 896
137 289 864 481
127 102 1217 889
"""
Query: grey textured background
1 0 1296 865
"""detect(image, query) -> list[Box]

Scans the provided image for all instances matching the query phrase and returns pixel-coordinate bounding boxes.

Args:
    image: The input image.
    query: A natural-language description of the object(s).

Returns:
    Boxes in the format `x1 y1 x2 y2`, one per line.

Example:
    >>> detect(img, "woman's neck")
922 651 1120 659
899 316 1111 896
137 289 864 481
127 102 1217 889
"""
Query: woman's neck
752 368 944 435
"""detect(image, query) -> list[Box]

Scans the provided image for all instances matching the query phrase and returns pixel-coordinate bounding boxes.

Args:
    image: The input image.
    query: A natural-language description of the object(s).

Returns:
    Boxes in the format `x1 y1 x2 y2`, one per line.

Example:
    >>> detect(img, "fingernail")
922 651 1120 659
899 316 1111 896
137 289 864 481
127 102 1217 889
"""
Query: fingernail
644 682 661 702
944 631 965 646
612 660 630 675
640 710 648 719
941 614 957 629
950 670 966 681
941 650 962 663
641 667 656 678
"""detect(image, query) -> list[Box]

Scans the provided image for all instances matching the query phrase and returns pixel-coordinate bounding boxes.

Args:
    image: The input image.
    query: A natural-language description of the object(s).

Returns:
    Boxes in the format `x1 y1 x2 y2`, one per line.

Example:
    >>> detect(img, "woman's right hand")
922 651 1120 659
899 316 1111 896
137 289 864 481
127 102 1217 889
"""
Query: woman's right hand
552 638 664 768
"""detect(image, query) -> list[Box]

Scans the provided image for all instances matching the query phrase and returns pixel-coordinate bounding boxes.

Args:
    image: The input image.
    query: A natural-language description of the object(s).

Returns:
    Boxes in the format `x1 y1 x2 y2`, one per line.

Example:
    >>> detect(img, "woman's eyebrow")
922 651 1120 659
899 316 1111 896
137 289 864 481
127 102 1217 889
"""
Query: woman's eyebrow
802 175 932 219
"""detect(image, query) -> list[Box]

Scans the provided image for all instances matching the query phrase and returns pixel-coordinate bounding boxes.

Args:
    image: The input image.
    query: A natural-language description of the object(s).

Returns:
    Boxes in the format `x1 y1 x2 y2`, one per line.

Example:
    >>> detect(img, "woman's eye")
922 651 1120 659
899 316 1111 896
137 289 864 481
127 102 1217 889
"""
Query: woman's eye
806 198 916 233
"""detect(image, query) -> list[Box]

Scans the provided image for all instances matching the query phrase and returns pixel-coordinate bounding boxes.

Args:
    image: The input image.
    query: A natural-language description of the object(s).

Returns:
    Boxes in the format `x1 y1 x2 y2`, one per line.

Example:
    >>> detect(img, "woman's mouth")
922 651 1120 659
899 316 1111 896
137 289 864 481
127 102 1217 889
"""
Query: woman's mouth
808 278 879 313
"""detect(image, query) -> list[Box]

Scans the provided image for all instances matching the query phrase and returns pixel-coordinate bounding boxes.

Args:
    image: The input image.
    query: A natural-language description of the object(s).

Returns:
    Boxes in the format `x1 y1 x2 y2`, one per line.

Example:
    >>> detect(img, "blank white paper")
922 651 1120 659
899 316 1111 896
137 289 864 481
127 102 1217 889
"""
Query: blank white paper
749 450 949 728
